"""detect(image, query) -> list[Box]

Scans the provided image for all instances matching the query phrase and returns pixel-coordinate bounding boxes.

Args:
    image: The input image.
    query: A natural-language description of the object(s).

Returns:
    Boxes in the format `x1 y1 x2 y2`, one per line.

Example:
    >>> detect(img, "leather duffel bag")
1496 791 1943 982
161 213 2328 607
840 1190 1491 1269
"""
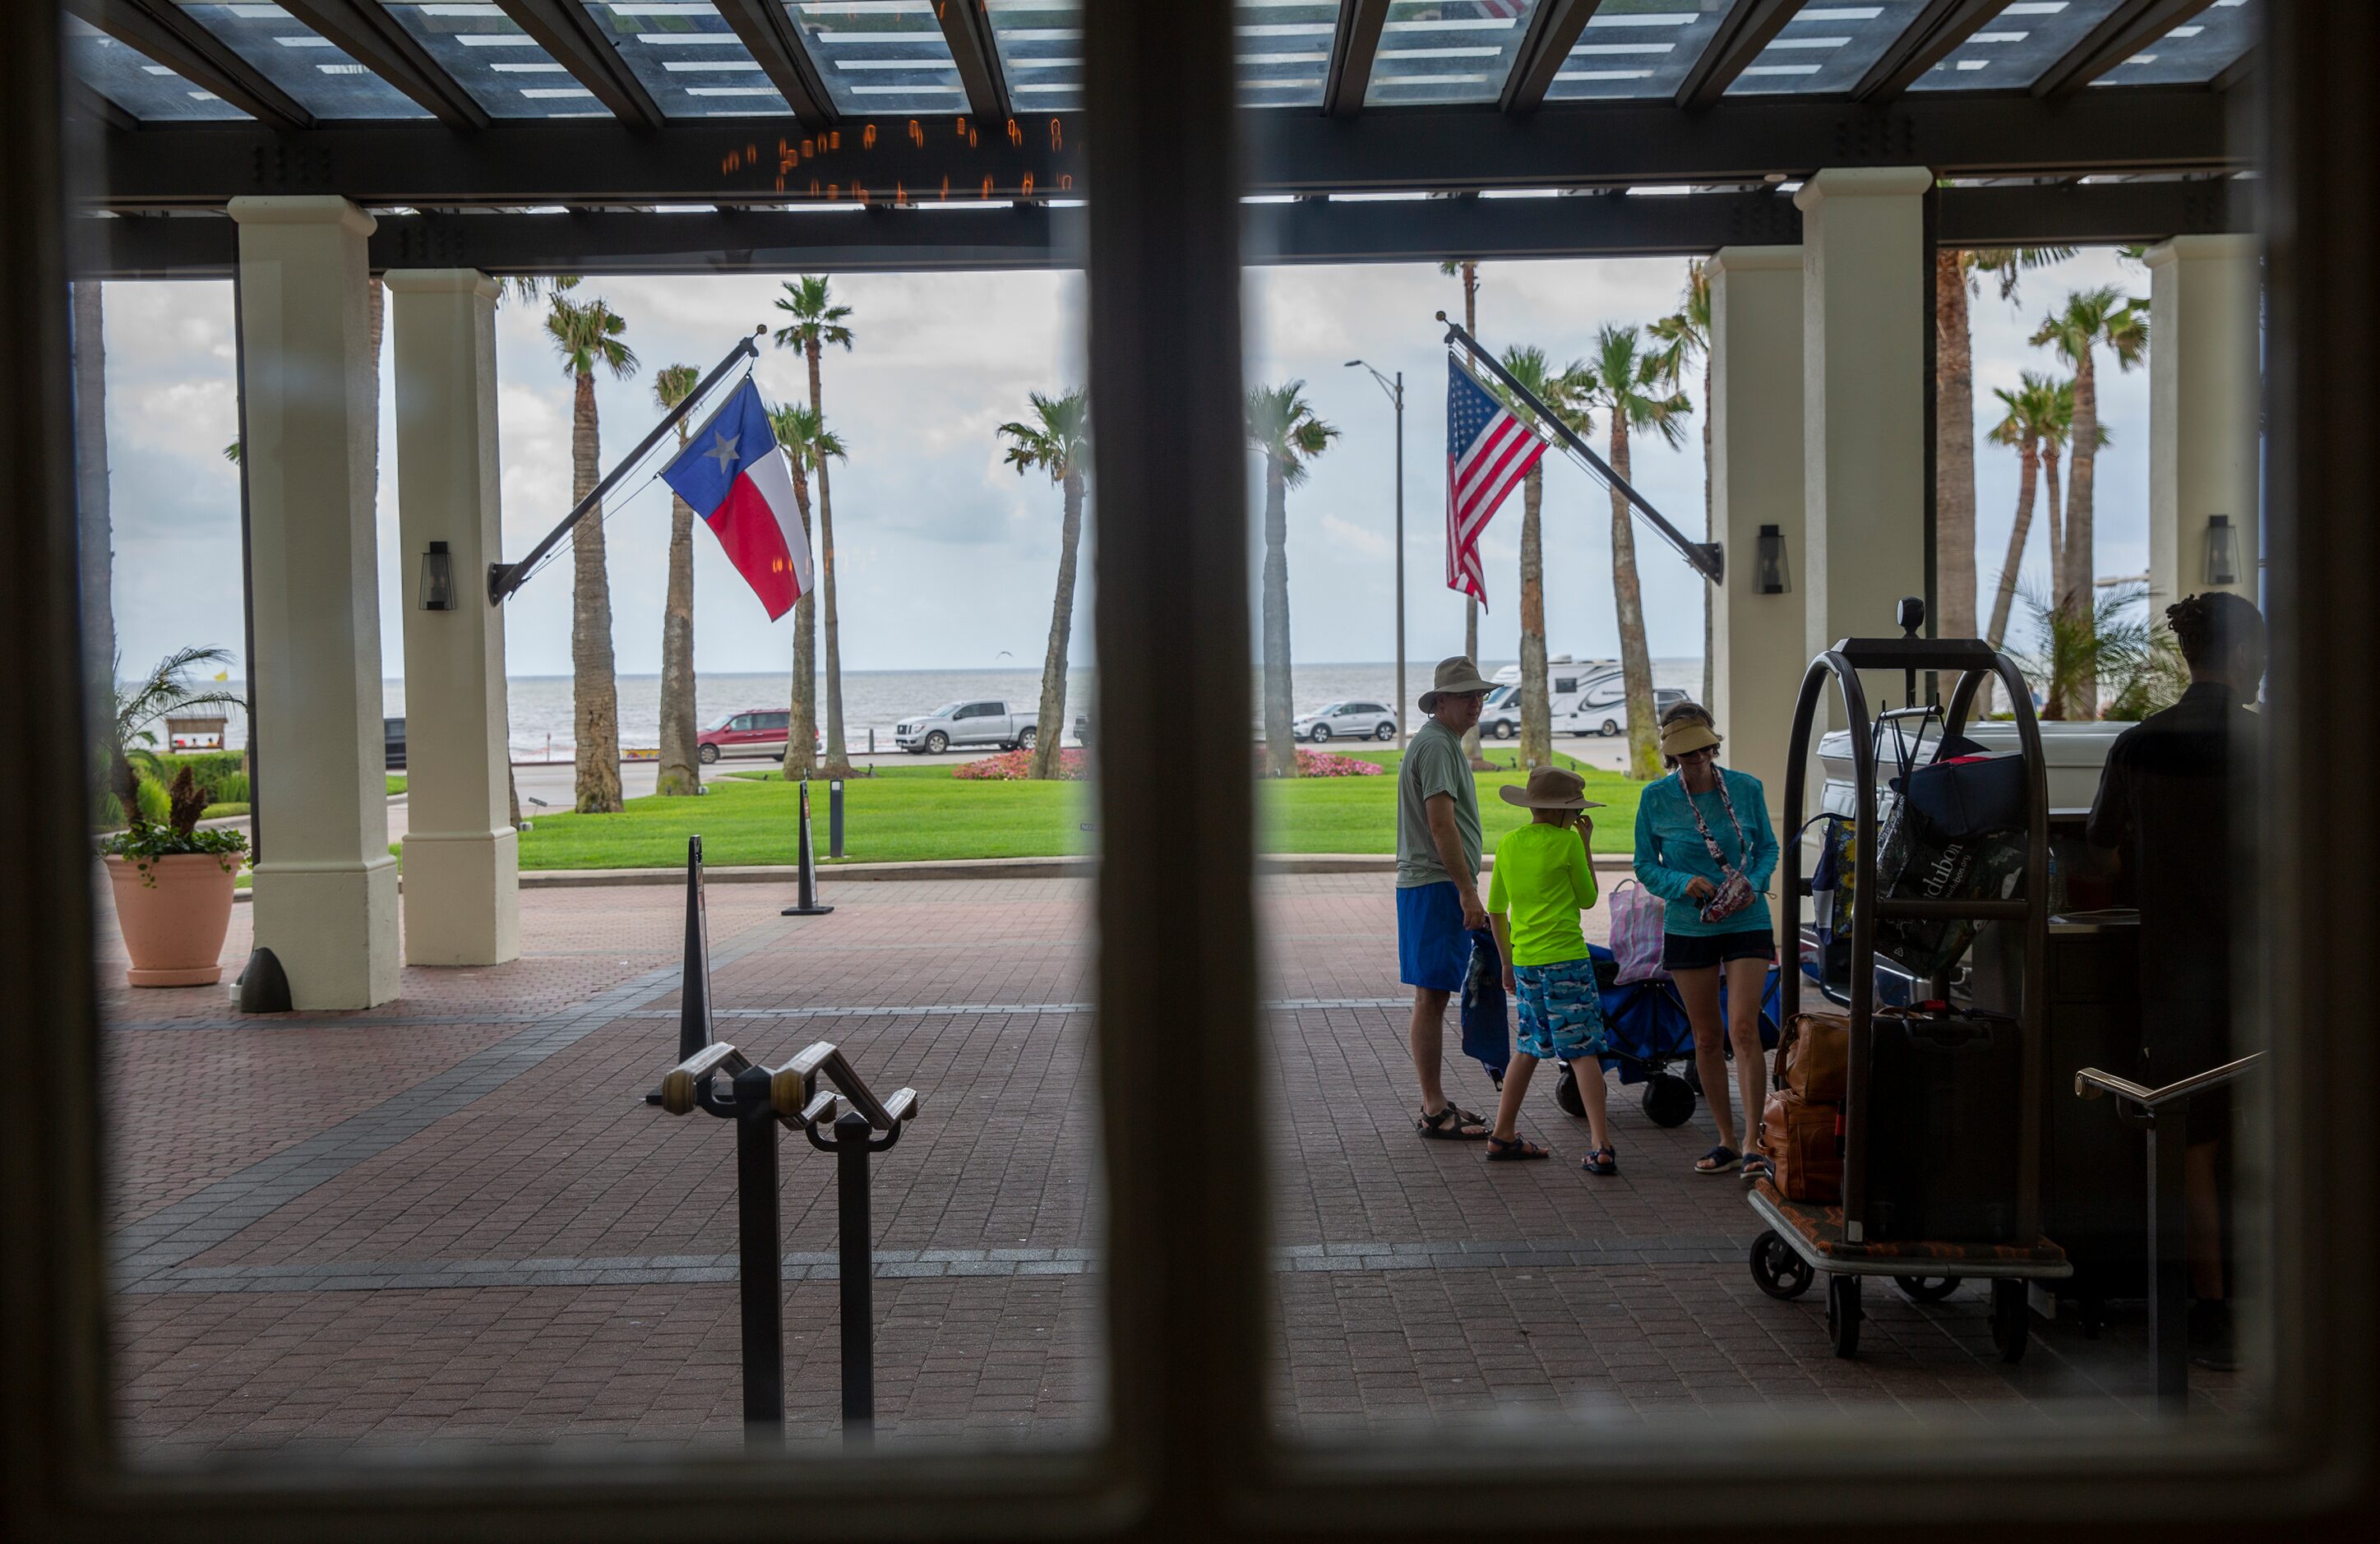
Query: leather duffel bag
1778 1011 1850 1103
1762 1088 1842 1204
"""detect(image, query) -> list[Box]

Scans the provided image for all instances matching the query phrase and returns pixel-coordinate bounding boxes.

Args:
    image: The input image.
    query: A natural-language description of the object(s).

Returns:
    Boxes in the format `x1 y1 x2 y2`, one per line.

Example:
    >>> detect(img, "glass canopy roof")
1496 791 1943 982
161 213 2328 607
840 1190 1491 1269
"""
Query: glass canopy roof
585 2 791 118
61 0 2258 127
780 0 966 116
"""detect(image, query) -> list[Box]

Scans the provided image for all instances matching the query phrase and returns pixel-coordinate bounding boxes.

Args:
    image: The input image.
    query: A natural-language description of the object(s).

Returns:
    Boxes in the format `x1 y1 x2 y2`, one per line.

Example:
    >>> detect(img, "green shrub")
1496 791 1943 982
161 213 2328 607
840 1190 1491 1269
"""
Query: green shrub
212 771 250 804
134 776 171 825
150 751 247 801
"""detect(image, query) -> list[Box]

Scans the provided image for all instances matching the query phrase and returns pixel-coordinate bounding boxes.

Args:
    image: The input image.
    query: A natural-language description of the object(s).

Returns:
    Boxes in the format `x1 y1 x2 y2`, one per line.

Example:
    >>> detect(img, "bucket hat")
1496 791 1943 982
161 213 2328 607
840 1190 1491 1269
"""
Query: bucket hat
1418 654 1497 710
1496 765 1604 811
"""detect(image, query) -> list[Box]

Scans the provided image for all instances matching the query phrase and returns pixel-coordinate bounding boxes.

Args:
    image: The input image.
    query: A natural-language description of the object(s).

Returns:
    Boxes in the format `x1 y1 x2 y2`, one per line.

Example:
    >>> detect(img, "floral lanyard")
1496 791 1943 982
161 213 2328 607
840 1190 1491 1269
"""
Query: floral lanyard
1682 769 1751 884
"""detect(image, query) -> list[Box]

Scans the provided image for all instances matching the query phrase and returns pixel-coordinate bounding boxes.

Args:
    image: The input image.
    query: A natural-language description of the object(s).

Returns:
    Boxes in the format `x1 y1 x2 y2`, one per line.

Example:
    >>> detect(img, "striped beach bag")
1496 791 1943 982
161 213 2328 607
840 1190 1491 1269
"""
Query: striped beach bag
1607 878 1669 985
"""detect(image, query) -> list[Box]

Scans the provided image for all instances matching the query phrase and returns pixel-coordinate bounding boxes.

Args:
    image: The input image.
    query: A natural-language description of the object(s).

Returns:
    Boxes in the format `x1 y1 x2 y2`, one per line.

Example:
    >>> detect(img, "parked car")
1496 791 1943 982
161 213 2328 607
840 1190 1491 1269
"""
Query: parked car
894 699 1045 754
385 716 405 771
696 709 823 765
1293 700 1398 743
1567 684 1689 738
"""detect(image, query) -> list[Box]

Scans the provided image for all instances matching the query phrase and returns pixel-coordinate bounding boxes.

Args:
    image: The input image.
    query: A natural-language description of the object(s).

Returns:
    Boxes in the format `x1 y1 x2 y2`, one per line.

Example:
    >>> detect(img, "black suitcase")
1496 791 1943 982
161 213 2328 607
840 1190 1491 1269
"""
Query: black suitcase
1860 1005 2024 1243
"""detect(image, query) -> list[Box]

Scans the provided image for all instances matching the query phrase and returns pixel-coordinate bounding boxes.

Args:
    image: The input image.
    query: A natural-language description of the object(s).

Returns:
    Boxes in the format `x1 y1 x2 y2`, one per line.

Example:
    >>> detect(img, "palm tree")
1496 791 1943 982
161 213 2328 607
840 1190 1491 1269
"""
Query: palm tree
1648 260 1711 704
100 644 243 821
996 388 1093 781
1245 381 1340 778
772 275 857 776
1490 345 1587 771
652 363 702 797
1982 373 2060 665
1937 246 2073 646
2031 284 2148 715
2020 580 2154 723
497 276 580 830
767 400 843 779
546 289 638 814
1576 324 1692 781
1440 257 1487 766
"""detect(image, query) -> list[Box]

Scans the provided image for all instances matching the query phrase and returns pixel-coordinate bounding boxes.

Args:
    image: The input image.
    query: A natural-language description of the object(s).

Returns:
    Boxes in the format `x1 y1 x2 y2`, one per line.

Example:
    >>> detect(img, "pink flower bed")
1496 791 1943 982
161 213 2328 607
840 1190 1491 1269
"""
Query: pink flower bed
952 747 1089 781
1260 747 1385 778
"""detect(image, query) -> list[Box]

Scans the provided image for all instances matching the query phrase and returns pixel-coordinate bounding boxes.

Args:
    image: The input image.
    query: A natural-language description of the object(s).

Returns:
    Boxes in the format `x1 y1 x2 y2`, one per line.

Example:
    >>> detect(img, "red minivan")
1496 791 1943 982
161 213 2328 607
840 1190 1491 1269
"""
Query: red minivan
696 709 823 765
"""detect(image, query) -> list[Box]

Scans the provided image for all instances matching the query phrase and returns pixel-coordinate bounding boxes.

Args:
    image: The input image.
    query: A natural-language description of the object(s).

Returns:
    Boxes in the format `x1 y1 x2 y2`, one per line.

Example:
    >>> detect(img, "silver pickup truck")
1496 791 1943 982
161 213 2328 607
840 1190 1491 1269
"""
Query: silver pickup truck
894 699 1043 755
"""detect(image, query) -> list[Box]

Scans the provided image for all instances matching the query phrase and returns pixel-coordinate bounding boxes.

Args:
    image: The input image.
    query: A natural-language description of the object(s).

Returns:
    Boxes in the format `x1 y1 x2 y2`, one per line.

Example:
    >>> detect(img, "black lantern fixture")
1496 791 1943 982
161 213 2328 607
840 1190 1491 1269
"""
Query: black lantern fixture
2204 514 2241 587
418 540 457 612
1756 524 1789 594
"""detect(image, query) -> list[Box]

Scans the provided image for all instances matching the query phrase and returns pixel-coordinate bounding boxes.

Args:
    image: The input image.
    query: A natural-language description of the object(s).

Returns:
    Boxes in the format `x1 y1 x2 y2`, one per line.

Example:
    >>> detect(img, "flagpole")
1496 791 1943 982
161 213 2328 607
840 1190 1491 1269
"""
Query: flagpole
488 326 765 605
1435 312 1723 586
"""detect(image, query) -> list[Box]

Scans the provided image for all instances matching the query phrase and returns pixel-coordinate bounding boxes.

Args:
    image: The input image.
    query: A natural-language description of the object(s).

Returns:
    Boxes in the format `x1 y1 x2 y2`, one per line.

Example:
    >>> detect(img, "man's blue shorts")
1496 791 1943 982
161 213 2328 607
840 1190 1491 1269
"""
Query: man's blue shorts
1397 881 1469 992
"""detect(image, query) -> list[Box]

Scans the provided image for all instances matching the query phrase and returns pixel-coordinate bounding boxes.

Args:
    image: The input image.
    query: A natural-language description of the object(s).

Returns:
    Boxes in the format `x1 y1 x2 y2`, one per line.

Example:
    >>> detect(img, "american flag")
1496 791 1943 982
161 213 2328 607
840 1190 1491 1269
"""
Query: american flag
1444 357 1545 611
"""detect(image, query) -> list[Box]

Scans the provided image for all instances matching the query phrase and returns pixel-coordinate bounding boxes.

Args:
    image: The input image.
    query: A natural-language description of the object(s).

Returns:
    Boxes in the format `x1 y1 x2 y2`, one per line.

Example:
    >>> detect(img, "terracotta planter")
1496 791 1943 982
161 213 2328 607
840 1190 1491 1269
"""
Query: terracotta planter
104 853 239 987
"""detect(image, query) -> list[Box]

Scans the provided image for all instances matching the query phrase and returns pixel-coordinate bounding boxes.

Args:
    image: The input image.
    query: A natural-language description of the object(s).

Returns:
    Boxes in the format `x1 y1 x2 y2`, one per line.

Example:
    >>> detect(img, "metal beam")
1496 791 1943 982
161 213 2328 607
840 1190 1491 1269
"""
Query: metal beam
278 2 488 128
710 0 834 126
1324 0 1390 119
1853 0 2013 102
1501 0 1606 116
2033 0 2220 98
65 80 137 135
66 0 312 132
72 178 2254 280
933 0 1011 121
1676 0 1806 111
493 0 663 128
90 90 2240 210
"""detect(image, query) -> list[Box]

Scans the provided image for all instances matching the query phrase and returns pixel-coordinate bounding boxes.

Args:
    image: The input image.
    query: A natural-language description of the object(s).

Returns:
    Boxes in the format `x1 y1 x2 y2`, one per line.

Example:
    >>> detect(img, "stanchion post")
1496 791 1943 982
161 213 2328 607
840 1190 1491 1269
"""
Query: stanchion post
733 1063 786 1444
2147 1107 2189 1413
834 1109 875 1443
679 834 711 1061
782 776 834 917
829 778 845 860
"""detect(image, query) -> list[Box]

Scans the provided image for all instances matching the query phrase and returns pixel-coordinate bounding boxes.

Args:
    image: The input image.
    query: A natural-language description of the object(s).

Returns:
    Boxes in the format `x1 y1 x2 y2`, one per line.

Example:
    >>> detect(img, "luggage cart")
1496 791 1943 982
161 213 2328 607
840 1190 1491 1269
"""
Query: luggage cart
1746 616 2068 1361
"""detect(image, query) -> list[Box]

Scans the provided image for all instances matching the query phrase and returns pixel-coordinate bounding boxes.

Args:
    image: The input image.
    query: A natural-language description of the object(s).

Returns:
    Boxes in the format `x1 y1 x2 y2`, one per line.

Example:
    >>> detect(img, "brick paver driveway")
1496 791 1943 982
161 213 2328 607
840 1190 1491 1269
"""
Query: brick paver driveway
97 875 2244 1455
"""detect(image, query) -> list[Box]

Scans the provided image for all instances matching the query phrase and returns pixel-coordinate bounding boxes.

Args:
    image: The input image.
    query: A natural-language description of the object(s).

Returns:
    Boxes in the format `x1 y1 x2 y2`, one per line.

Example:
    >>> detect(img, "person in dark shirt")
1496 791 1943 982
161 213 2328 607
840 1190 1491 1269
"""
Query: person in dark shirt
2087 591 2265 1371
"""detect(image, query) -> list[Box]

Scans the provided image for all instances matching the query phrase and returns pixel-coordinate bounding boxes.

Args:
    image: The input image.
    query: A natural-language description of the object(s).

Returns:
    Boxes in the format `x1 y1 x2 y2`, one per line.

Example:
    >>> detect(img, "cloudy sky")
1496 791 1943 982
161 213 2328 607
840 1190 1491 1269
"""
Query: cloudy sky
95 247 2147 682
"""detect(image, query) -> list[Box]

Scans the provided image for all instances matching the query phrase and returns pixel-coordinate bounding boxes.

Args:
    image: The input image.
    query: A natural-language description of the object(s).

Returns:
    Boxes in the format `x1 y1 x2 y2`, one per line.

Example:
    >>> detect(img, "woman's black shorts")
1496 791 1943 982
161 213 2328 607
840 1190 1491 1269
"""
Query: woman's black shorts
1661 928 1777 972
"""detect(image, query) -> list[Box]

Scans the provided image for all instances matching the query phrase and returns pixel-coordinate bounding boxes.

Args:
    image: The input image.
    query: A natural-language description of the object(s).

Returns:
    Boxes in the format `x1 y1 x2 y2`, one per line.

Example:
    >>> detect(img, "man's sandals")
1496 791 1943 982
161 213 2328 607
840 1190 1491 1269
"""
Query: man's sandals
1416 1103 1492 1140
1484 1133 1550 1161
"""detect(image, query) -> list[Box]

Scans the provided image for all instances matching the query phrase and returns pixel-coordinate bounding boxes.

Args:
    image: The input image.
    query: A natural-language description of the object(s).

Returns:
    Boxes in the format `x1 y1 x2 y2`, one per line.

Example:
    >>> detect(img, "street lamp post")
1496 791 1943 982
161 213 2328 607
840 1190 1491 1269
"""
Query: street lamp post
1347 359 1406 747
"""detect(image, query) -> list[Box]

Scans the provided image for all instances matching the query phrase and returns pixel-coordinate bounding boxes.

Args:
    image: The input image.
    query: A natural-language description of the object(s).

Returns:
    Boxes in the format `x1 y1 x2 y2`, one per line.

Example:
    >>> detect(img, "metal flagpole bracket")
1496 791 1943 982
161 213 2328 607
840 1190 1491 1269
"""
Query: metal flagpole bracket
1435 312 1724 586
488 325 767 605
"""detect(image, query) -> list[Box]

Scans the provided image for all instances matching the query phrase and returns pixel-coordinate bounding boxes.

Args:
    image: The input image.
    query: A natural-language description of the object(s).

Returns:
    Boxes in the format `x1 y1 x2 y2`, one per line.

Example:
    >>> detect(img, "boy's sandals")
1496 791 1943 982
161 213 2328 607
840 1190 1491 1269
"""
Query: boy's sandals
1416 1103 1491 1140
1694 1145 1742 1175
1581 1146 1617 1176
1485 1134 1550 1162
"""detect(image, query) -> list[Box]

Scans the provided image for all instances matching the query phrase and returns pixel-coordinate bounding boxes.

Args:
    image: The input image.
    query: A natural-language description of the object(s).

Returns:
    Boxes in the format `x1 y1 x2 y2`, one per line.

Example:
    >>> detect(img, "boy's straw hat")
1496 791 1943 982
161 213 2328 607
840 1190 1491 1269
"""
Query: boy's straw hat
1496 765 1605 812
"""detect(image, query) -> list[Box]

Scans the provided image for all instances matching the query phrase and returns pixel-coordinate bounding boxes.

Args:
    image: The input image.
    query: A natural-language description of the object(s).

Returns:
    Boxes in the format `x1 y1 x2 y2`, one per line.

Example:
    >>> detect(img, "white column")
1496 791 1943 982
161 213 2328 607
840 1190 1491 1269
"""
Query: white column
1795 168 1932 679
1707 245 1805 827
2145 234 2261 609
386 270 520 967
230 196 399 1010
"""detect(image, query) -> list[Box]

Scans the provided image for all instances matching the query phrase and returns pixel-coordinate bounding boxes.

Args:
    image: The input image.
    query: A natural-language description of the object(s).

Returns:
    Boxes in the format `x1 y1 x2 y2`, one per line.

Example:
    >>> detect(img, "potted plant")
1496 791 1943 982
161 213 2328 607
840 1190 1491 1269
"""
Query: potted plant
100 764 247 987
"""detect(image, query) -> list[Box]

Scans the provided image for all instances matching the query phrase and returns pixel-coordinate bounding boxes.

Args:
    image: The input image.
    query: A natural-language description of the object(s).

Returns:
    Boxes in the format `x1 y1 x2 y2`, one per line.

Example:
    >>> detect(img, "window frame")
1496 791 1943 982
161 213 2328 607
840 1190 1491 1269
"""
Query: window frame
6 1 2378 1539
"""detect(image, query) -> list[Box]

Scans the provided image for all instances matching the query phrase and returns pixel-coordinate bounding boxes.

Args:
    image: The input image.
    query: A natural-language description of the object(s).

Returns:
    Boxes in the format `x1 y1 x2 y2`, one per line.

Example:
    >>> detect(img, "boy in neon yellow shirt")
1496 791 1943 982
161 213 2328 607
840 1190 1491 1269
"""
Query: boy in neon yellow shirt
1484 765 1616 1174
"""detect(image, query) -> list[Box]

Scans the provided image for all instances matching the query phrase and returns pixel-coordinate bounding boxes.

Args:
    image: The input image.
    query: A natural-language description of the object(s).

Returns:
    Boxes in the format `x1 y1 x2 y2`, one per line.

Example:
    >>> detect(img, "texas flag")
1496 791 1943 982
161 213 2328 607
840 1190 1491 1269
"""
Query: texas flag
660 378 814 621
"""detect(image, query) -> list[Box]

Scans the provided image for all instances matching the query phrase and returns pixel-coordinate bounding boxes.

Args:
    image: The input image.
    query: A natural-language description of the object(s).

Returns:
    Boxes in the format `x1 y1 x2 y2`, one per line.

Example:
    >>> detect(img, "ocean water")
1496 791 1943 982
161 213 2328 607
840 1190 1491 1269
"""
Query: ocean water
206 660 1706 759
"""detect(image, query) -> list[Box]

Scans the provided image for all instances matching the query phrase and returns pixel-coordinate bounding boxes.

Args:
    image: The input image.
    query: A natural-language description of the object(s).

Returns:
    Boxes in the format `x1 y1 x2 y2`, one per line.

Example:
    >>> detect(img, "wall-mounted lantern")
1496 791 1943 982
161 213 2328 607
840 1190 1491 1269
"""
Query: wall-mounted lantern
418 540 457 612
1756 524 1790 594
2204 514 2241 587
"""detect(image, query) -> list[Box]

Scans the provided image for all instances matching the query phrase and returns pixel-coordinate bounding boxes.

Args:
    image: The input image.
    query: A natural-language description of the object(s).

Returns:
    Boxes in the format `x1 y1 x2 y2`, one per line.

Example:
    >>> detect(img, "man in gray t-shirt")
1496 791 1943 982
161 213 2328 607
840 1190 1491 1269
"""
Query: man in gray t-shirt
1397 656 1494 1140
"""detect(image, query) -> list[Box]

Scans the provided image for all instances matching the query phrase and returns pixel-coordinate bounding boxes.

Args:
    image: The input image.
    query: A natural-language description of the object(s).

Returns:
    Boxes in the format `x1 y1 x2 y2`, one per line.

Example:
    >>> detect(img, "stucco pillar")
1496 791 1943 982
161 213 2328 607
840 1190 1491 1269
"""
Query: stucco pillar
1796 168 1931 688
230 196 399 1010
386 270 519 967
1707 246 1805 827
2145 234 2261 611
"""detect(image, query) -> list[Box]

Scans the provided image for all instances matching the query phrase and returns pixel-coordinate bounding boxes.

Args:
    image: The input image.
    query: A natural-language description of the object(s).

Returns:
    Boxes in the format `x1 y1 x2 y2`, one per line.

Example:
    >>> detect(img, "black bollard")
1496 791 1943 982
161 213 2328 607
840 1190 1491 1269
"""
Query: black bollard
679 835 713 1061
781 777 834 917
834 1109 875 1443
734 1064 786 1445
828 778 845 860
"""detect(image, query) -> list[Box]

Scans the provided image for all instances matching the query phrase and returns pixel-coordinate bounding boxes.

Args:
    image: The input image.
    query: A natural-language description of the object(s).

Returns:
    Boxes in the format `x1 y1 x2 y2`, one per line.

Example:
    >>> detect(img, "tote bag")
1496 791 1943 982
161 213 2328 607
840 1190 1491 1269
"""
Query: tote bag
1608 879 1669 985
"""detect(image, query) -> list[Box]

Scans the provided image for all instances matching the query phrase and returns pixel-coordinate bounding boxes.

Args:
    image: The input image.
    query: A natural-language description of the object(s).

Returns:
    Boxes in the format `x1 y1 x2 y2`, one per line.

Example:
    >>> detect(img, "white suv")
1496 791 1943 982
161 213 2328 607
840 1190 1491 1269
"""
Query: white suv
1292 700 1398 743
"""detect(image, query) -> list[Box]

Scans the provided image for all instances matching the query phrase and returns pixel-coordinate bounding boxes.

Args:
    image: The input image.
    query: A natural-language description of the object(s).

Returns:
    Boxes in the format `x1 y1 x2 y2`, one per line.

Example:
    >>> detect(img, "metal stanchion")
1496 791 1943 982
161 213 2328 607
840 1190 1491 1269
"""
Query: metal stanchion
2146 1107 2189 1414
833 1109 875 1441
732 1063 786 1445
679 834 713 1061
782 777 834 917
828 778 845 861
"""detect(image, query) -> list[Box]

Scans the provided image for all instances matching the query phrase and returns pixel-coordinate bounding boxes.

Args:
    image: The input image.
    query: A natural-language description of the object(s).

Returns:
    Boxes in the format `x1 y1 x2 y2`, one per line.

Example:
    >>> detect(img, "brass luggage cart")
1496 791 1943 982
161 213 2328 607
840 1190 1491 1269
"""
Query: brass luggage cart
1747 621 2069 1361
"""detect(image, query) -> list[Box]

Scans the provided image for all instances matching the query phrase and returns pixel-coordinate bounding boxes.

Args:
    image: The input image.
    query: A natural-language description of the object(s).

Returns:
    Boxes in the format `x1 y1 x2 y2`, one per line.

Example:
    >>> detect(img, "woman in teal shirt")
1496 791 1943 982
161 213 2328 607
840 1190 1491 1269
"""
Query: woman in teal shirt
1632 702 1780 1178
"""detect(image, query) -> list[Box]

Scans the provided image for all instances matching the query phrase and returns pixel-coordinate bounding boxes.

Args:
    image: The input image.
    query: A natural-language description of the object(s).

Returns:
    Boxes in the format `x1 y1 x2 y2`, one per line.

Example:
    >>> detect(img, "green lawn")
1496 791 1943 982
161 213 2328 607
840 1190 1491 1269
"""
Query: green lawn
387 774 408 796
507 749 1645 871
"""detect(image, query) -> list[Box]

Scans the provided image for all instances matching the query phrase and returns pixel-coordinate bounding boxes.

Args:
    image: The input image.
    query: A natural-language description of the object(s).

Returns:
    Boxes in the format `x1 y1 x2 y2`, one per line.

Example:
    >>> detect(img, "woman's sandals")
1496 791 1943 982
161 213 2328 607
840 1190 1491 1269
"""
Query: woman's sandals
1416 1103 1491 1140
1485 1134 1550 1161
1581 1146 1617 1176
